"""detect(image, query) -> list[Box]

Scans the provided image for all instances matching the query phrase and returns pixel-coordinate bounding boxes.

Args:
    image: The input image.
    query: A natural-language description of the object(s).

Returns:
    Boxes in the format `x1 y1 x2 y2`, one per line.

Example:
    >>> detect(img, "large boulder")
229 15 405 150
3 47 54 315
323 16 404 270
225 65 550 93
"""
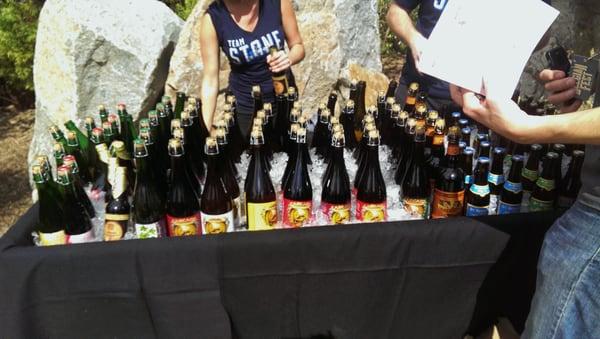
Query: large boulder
165 0 386 116
29 0 183 164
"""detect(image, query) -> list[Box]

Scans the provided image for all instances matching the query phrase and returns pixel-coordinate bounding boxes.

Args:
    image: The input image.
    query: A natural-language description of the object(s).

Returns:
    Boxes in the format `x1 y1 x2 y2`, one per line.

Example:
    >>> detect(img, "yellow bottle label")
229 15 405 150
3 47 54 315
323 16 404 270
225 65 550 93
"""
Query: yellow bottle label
246 201 278 231
39 229 67 246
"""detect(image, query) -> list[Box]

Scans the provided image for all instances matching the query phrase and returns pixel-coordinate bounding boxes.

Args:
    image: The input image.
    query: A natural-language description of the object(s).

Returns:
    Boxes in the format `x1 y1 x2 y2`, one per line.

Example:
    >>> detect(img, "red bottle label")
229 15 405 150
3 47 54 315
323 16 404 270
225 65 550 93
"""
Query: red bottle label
356 200 387 222
321 202 352 225
431 189 465 219
166 213 201 236
282 198 313 228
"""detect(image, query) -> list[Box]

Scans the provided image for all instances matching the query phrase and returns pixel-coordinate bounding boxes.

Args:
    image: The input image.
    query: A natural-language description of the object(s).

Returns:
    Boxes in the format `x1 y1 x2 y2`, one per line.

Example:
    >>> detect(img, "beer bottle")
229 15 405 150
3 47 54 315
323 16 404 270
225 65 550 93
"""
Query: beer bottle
104 165 130 241
353 122 377 197
558 150 584 208
84 117 96 143
395 118 417 186
56 165 95 244
354 81 368 141
462 147 475 192
172 126 202 198
201 137 234 234
349 79 359 106
223 109 244 163
465 157 491 216
269 46 289 95
529 152 559 212
166 138 201 236
282 128 313 228
65 120 93 163
49 125 68 150
414 104 427 129
552 143 566 190
35 155 56 190
522 144 543 193
61 155 95 218
312 104 330 157
356 130 387 222
274 93 288 152
431 133 465 218
108 114 121 142
498 155 524 215
32 165 66 246
263 103 276 152
138 128 167 200
488 147 506 203
181 110 205 181
53 142 66 168
353 115 375 162
162 96 175 122
132 139 166 239
189 98 211 159
281 124 300 191
376 91 386 130
90 128 110 196
157 102 172 169
425 118 445 190
458 118 469 131
174 91 187 119
102 121 115 146
251 85 263 119
98 104 109 124
403 83 419 114
393 110 410 161
341 100 357 150
460 127 472 147
245 130 278 231
321 131 351 225
327 91 338 117
385 79 398 99
109 140 135 194
65 130 92 183
323 121 342 166
424 111 439 155
381 97 395 145
450 112 462 128
402 126 430 219
116 104 136 154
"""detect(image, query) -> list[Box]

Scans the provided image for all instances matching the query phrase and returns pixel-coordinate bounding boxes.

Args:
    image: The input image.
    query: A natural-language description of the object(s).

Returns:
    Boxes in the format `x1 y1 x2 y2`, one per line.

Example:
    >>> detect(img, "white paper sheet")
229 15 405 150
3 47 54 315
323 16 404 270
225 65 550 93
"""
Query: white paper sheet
419 0 559 99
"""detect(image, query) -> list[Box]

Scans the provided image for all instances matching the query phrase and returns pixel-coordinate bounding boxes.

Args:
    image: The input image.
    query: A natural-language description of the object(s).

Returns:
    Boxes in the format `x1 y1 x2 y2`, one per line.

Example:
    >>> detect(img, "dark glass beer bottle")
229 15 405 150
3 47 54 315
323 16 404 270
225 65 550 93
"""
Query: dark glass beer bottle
104 165 130 241
282 128 313 228
529 152 559 212
488 147 506 201
356 130 387 223
393 110 410 161
465 157 491 216
414 104 427 129
522 144 543 193
33 165 66 246
157 102 172 169
162 96 175 122
312 104 329 157
174 91 187 119
395 118 417 185
215 128 243 228
89 128 110 195
166 138 201 236
181 110 205 181
321 131 351 225
327 91 338 117
353 122 377 196
274 94 288 152
461 127 472 147
498 155 524 215
251 85 263 120
431 133 465 218
424 111 439 154
138 128 167 199
281 123 300 192
269 46 289 95
132 139 166 239
402 126 430 219
341 100 357 150
552 143 566 190
462 147 475 192
62 155 96 218
386 79 398 99
478 140 491 160
558 150 585 208
381 97 395 145
109 140 135 194
245 130 278 230
425 118 445 190
108 114 122 142
56 166 95 244
354 81 368 141
201 137 234 234
404 82 419 114
376 91 386 130
116 103 136 154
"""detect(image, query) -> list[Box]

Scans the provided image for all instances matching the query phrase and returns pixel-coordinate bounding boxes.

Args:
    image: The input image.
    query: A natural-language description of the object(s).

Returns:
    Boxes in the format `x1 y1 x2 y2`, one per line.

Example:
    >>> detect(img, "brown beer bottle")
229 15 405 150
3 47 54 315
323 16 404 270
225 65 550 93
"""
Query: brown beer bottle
341 100 357 150
245 130 278 231
269 46 289 96
386 79 398 99
402 126 430 219
353 122 377 197
431 133 465 218
497 155 524 215
174 92 187 119
312 104 330 157
104 165 130 241
281 123 300 192
321 131 351 224
529 152 559 212
215 128 243 228
282 128 313 228
522 144 543 193
462 147 475 192
380 97 395 146
356 130 387 223
404 82 419 114
393 110 410 161
166 138 201 236
425 118 446 191
465 157 491 216
395 118 417 185
200 137 234 234
327 91 338 117
138 128 167 202
354 81 367 141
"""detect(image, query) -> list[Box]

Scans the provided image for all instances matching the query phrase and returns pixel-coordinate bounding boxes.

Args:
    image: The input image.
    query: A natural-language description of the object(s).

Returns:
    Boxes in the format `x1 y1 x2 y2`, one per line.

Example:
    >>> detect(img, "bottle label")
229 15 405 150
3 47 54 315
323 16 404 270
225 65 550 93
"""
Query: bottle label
536 177 555 191
201 210 234 234
488 173 505 186
166 213 201 236
529 197 554 212
134 220 165 239
405 96 416 105
431 189 465 219
247 201 278 231
273 75 288 95
321 202 351 225
67 229 95 244
521 168 538 182
503 180 523 194
464 175 473 186
466 204 489 217
403 198 430 219
356 200 387 222
39 229 67 246
104 213 129 241
497 201 521 215
283 198 313 228
469 184 490 197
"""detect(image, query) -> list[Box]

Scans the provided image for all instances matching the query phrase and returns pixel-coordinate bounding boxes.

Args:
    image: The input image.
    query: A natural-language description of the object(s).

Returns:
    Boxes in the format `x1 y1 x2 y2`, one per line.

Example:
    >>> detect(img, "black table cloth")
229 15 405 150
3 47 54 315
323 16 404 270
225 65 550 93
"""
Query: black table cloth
0 204 563 338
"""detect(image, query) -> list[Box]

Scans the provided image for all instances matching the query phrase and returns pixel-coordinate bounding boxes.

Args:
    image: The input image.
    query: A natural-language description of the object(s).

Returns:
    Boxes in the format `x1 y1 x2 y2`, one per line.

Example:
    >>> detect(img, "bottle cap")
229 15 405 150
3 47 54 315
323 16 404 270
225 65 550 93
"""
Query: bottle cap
297 128 307 143
139 118 150 130
288 87 296 95
332 131 345 148
215 128 228 145
458 118 469 126
345 100 355 110
56 165 72 184
386 97 395 106
168 138 184 156
84 116 95 126
428 110 439 121
98 104 106 111
134 139 148 157
377 91 386 101
117 103 126 111
205 137 219 155
250 130 265 145
434 118 445 132
180 111 192 124
139 128 153 144
512 155 524 163
289 123 300 139
530 144 542 152
91 128 104 143
409 82 419 91
545 151 559 160
391 104 401 117
172 127 185 142
572 150 585 158
367 130 380 146
252 85 261 96
464 147 475 155
332 123 343 134
477 157 490 164
406 118 417 134
31 165 43 177
108 114 119 124
170 119 181 132
226 95 236 105
552 144 566 153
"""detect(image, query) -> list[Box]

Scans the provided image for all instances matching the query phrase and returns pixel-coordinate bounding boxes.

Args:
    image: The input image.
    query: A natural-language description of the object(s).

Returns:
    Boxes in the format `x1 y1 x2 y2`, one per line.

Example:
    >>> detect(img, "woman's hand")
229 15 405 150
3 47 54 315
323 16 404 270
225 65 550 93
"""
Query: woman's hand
539 69 582 113
267 50 291 73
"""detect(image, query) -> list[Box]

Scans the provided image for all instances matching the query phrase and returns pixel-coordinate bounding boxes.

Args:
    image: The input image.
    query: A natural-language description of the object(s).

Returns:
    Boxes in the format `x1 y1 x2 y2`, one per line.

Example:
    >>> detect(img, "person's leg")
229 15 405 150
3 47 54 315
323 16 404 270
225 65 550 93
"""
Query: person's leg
522 201 600 338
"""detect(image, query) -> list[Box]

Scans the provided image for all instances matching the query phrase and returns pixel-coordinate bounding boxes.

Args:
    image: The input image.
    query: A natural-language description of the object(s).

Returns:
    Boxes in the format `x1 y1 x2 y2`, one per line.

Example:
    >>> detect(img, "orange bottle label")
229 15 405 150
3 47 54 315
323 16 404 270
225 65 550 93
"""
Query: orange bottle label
283 199 312 228
321 202 351 225
166 213 200 236
431 189 465 219
356 200 387 222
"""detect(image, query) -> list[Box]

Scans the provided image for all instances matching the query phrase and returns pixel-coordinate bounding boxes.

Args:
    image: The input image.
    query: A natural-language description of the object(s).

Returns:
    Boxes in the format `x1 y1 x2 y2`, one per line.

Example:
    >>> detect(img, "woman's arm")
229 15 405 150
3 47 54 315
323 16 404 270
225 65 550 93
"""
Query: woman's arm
267 0 304 73
200 13 221 131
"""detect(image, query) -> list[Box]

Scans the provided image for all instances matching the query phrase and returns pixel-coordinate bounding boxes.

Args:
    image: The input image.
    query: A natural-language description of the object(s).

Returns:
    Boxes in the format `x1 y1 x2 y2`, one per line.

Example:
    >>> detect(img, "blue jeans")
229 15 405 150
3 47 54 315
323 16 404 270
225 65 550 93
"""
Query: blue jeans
523 201 600 338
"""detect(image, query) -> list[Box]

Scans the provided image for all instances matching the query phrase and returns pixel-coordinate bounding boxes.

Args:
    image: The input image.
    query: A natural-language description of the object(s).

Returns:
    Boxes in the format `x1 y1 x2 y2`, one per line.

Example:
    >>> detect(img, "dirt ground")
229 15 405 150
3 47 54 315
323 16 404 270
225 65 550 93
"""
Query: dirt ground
0 107 35 236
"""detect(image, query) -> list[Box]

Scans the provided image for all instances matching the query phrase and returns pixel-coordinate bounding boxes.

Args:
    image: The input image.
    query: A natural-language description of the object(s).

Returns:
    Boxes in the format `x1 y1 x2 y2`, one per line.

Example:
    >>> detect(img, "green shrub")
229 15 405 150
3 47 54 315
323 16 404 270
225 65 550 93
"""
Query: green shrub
378 0 419 57
163 0 198 20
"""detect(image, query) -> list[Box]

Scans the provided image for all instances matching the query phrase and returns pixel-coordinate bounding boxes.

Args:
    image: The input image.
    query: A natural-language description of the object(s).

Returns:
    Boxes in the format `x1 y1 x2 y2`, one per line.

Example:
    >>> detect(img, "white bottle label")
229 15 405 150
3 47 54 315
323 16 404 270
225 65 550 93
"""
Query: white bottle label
134 220 165 239
201 210 234 234
67 229 95 244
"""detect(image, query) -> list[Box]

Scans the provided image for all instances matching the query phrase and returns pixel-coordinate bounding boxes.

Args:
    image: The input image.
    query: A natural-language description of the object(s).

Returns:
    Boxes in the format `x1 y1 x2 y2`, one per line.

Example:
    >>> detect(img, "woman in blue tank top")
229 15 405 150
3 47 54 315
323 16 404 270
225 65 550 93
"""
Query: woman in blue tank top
200 0 305 139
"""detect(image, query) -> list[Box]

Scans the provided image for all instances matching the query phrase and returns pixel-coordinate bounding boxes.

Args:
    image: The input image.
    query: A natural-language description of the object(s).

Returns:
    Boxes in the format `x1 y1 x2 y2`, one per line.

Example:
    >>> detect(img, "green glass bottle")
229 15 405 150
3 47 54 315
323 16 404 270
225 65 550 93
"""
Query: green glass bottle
65 130 92 184
33 165 66 246
62 155 96 218
56 166 95 244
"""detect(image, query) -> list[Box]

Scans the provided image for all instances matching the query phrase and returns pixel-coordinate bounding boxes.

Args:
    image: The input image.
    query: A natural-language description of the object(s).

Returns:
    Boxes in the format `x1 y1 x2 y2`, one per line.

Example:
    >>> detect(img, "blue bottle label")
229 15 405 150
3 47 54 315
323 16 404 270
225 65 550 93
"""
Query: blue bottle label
503 180 523 194
497 201 521 215
469 184 490 197
464 175 473 185
466 204 489 216
488 172 505 186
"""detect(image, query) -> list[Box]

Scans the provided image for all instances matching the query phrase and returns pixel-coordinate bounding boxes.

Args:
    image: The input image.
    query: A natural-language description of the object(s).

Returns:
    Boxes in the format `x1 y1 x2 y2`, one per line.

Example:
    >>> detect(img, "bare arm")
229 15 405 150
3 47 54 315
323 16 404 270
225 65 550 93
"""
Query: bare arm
267 0 305 72
386 2 425 68
200 14 220 131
